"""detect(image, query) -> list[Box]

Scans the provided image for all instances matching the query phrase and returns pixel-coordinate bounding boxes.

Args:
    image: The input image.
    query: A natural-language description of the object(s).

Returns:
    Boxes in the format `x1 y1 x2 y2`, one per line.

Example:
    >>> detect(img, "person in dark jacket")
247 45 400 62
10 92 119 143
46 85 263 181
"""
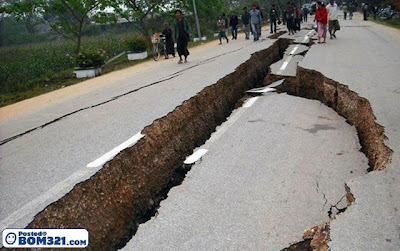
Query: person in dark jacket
269 4 279 34
173 10 192 64
285 2 295 35
242 7 251 40
230 11 239 40
302 7 309 22
162 22 175 59
282 9 287 25
363 3 369 21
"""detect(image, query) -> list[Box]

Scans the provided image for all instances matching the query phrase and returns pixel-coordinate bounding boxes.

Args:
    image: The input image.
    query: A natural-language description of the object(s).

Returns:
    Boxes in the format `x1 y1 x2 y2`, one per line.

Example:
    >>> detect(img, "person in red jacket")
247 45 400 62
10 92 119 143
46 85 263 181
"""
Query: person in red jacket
315 1 328 43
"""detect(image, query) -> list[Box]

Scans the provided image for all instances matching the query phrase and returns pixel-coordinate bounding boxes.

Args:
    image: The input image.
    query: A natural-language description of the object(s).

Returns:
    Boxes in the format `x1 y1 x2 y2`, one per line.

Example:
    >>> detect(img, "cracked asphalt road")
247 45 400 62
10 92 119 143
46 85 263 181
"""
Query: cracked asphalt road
124 93 367 250
298 15 400 251
0 31 274 231
1 12 399 251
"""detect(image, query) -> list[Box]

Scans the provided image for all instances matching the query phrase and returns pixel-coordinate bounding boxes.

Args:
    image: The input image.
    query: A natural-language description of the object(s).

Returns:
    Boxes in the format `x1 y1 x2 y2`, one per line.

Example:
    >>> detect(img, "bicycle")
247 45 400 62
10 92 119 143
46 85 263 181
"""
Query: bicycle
152 33 167 61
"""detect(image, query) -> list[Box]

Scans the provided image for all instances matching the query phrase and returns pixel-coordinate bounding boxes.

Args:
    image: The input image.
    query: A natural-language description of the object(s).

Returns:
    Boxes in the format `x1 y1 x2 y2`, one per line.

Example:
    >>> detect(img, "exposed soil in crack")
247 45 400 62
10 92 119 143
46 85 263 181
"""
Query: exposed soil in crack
16 39 292 251
268 30 287 39
283 222 331 251
0 45 248 147
274 37 392 250
274 67 393 172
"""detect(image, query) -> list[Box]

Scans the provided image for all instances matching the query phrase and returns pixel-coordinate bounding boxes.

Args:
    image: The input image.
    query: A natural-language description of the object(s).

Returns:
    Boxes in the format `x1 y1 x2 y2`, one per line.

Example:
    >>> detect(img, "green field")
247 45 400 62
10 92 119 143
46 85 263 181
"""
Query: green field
0 33 219 107
370 18 400 30
0 34 136 107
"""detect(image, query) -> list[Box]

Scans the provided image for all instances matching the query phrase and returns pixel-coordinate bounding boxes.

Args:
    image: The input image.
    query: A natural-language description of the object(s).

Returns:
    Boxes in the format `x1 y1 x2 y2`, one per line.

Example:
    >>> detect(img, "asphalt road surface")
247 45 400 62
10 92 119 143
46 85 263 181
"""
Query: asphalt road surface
1 13 400 250
0 29 275 231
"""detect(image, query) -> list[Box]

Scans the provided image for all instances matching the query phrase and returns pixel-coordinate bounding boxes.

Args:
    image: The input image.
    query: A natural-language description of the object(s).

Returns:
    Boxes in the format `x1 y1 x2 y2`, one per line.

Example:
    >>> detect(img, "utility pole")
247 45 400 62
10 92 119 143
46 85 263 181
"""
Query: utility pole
192 0 201 39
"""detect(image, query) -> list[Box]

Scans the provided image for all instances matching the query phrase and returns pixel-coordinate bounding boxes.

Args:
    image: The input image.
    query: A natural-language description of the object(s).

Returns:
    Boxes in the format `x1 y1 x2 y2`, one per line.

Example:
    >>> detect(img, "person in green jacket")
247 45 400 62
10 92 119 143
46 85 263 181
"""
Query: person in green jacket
173 10 192 64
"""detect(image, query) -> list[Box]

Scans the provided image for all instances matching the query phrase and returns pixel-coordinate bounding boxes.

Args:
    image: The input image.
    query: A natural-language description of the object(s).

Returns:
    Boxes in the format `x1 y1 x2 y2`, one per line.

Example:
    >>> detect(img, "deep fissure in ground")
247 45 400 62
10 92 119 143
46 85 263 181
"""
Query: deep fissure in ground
17 36 393 251
22 39 292 251
269 40 392 250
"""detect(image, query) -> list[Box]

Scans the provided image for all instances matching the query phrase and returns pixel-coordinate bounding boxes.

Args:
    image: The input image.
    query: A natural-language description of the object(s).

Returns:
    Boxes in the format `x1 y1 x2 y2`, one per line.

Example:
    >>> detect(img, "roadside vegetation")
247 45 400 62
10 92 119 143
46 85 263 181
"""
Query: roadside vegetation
0 0 397 107
370 18 400 29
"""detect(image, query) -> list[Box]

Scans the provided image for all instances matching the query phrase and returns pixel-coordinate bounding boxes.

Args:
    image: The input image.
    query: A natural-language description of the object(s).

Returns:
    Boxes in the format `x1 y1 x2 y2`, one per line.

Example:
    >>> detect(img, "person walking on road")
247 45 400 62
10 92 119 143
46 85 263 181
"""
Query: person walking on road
222 13 229 39
363 3 369 21
282 8 287 25
230 11 239 40
269 4 279 34
173 10 192 64
349 2 354 20
342 3 348 20
242 7 251 40
373 6 378 20
250 3 262 41
162 23 175 59
315 1 328 44
256 6 264 36
285 2 295 35
302 7 309 22
293 3 301 31
327 0 340 39
217 15 229 45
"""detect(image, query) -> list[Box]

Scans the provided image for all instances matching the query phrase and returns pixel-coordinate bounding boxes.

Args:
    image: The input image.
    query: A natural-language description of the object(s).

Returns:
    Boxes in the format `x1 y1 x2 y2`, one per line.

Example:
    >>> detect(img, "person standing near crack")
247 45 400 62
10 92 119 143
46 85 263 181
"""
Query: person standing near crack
250 3 262 41
315 1 328 44
173 10 192 64
327 0 340 39
285 2 295 35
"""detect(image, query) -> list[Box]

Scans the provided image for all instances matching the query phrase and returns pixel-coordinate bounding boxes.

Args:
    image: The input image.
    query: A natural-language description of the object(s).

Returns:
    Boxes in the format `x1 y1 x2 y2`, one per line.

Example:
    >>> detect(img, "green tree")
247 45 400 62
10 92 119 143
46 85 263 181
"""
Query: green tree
5 0 115 54
112 0 186 37
0 0 42 34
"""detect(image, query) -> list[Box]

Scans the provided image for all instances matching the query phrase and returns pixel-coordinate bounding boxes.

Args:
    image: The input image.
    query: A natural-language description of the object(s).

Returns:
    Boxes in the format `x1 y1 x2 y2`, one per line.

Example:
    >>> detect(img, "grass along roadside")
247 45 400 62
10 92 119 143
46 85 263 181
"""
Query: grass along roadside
369 17 400 30
0 36 218 108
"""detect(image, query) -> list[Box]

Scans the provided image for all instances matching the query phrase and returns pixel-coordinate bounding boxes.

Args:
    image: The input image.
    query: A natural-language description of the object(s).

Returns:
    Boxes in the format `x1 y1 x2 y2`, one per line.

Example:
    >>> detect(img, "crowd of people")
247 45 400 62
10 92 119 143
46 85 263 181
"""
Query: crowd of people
161 1 352 64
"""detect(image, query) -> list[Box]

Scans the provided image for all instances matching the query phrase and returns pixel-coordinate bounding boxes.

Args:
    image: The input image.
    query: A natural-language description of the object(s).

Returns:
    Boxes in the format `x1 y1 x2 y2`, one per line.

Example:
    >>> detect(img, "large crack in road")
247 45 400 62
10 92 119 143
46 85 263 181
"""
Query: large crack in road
14 39 292 251
0 45 249 147
267 35 393 251
5 34 393 250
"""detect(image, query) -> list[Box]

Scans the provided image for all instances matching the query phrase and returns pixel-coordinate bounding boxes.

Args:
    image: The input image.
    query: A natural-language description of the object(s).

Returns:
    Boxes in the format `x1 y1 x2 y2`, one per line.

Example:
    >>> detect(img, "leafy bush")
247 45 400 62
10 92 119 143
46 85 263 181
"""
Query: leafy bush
76 48 107 68
124 36 147 53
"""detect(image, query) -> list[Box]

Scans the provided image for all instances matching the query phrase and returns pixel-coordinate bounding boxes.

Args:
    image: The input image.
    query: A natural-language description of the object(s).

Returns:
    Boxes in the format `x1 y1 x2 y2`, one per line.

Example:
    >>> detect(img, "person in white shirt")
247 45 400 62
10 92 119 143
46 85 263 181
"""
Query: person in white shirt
326 0 340 39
